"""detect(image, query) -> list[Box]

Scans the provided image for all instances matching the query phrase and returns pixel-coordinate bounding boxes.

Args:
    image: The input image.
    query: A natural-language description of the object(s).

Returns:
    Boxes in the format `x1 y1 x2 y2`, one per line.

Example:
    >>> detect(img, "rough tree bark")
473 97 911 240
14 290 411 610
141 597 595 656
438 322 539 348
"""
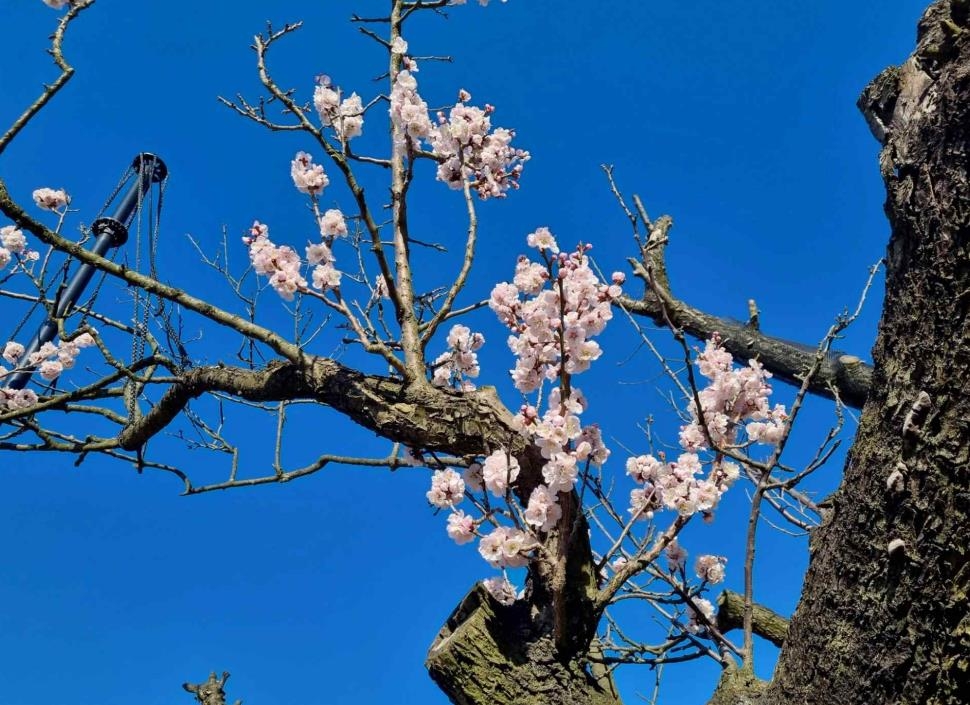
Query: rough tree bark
764 2 970 703
693 2 970 704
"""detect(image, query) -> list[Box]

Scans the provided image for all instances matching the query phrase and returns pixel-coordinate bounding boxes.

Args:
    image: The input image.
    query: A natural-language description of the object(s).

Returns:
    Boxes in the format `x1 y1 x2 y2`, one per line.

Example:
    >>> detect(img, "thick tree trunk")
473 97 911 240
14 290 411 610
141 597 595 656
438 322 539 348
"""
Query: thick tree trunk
763 2 970 703
426 585 621 705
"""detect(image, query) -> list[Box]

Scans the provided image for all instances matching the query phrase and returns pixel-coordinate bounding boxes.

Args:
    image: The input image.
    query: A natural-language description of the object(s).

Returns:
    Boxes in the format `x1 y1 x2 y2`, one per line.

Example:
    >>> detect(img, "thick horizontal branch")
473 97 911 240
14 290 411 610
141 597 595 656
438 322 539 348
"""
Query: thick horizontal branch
604 182 875 410
715 589 789 648
118 358 524 461
617 287 872 409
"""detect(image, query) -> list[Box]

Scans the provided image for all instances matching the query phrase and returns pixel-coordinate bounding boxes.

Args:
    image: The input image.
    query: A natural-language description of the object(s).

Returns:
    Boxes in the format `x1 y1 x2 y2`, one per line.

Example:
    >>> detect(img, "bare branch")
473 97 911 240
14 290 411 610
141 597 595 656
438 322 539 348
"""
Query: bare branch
0 0 95 155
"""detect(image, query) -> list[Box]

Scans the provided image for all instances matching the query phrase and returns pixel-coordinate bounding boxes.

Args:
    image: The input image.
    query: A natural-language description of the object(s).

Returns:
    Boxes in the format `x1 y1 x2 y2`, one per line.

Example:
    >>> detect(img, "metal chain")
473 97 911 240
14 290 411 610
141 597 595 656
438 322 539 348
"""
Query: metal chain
76 164 134 332
124 162 149 419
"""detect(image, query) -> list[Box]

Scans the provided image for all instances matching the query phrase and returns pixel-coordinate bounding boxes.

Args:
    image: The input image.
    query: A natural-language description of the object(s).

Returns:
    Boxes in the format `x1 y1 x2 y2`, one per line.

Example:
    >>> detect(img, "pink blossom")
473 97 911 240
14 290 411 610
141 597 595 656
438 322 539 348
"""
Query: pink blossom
1 226 26 254
513 256 547 294
541 451 579 493
38 360 63 381
290 152 329 195
32 187 70 211
695 554 727 584
73 332 96 348
0 248 9 270
306 242 334 266
626 454 663 483
526 227 558 253
311 263 341 292
337 94 364 140
427 468 465 508
524 484 562 532
42 0 71 8
481 450 520 496
629 486 660 521
478 526 535 568
446 511 476 545
482 576 518 605
666 540 688 571
3 341 25 364
319 209 348 238
313 81 341 123
687 597 716 633
462 463 484 492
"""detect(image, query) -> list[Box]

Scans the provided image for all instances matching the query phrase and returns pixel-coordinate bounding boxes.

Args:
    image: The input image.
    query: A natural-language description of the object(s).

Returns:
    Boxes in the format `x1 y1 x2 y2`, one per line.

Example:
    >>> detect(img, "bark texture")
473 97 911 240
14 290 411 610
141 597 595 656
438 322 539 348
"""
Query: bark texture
716 591 789 649
764 2 970 703
426 585 620 705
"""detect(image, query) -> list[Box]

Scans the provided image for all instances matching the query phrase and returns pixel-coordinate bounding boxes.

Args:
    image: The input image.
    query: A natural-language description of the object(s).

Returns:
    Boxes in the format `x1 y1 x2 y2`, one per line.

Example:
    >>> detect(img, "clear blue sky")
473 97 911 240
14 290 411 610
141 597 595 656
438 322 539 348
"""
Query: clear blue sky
0 1 927 704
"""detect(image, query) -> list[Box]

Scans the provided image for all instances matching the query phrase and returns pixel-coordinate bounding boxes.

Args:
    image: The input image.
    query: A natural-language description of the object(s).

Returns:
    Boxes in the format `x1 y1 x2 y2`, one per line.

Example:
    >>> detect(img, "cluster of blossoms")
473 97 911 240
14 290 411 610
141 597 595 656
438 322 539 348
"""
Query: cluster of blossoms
627 451 739 519
426 468 465 508
695 554 727 584
680 334 789 450
389 68 529 199
307 209 348 293
478 525 538 568
430 324 484 390
244 221 306 300
446 511 475 545
428 94 530 199
0 386 38 412
2 333 95 384
290 152 329 196
41 0 71 11
425 230 622 603
389 70 434 145
626 335 788 521
312 76 364 142
665 541 727 585
0 225 37 271
491 230 621 392
520 388 609 495
245 152 350 300
31 188 70 211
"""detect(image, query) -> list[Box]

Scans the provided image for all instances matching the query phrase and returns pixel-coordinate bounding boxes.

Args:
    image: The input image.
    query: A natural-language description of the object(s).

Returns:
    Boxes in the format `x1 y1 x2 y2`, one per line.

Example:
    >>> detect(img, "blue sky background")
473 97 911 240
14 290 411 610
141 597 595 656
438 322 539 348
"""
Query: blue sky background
0 1 927 704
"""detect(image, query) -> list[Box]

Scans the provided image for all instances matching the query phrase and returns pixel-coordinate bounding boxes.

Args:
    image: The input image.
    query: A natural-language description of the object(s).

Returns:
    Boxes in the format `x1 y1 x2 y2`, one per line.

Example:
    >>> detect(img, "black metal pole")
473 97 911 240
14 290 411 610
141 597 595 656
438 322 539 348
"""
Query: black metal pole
4 153 167 391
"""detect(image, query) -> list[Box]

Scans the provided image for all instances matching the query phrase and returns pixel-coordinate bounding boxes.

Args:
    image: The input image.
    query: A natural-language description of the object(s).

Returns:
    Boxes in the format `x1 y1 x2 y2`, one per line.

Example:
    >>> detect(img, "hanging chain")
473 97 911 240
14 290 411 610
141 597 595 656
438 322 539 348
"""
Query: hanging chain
75 164 135 333
124 160 172 419
124 161 149 419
